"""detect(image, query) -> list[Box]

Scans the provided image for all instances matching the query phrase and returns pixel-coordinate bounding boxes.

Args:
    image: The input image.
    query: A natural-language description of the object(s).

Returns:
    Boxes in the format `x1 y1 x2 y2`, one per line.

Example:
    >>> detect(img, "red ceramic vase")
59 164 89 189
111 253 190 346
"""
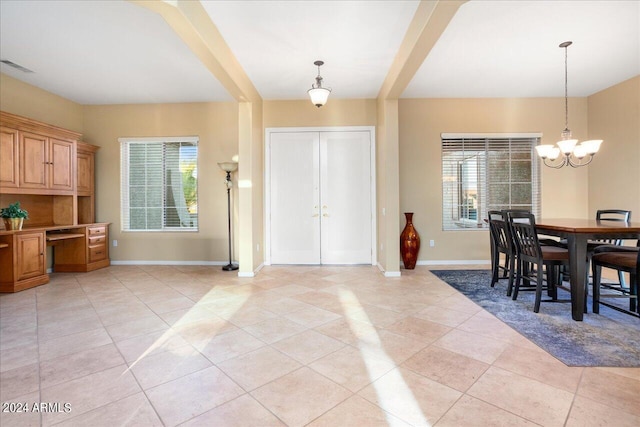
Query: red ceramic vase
400 212 420 269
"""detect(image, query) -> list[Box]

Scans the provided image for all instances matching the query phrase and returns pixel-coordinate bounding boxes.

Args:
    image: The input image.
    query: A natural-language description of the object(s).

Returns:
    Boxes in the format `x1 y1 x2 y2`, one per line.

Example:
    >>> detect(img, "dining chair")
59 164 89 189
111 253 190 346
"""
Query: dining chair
590 209 632 287
507 211 571 313
488 211 515 291
591 242 639 317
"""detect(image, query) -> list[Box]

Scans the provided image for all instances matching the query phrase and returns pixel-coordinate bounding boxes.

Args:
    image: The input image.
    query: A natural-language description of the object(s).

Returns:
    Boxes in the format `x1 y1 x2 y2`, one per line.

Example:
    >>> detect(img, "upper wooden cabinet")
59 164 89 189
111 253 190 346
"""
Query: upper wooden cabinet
0 126 19 188
77 141 98 196
1 111 80 195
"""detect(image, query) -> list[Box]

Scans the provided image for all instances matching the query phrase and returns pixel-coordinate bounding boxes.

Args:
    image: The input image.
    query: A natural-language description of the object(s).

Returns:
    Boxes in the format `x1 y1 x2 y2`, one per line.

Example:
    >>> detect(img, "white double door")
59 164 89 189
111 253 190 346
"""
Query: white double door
268 130 373 265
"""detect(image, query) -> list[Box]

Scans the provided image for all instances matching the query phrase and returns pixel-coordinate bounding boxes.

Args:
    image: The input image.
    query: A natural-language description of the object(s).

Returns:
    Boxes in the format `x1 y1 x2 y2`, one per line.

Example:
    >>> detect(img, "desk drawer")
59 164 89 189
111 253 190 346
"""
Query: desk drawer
89 245 107 262
89 235 106 245
88 226 106 236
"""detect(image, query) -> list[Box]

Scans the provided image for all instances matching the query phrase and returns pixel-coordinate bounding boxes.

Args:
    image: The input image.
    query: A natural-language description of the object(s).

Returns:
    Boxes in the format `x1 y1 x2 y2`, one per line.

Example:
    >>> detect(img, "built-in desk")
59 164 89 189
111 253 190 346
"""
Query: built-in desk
0 223 110 292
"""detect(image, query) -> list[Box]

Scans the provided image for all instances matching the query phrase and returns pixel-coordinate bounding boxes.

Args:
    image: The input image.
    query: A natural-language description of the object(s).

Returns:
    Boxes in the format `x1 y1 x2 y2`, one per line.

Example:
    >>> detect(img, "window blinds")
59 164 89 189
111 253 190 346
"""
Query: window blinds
441 134 541 231
120 137 198 232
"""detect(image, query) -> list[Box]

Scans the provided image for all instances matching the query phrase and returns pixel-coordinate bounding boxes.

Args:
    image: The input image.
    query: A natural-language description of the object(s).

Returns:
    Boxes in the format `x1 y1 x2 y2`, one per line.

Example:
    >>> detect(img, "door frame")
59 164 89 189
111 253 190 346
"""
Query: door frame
265 126 376 266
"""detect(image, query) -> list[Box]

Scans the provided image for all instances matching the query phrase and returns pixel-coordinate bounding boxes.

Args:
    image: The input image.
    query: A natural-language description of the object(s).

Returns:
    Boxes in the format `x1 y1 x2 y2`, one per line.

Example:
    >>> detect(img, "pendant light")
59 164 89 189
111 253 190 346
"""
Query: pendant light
308 60 331 108
535 41 603 168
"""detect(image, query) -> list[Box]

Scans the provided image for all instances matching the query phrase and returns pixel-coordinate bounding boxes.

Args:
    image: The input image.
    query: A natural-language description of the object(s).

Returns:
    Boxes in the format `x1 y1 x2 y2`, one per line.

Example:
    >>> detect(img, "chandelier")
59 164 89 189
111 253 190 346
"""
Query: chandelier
535 41 602 168
308 60 331 108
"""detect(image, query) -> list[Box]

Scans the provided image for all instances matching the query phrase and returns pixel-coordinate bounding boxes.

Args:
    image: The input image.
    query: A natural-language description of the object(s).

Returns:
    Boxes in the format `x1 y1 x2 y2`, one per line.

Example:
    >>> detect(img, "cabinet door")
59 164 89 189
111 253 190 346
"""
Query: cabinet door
19 132 48 189
16 232 46 281
76 150 94 195
49 138 74 191
0 126 19 188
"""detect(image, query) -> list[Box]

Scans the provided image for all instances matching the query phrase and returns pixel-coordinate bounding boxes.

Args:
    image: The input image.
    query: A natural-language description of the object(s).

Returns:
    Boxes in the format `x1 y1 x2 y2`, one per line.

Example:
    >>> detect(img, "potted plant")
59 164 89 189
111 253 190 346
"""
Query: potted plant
1 201 29 231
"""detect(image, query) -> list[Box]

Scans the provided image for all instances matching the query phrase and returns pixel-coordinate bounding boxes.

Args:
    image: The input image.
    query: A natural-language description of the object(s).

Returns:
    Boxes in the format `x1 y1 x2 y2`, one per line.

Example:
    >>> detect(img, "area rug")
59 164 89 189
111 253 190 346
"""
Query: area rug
431 269 640 367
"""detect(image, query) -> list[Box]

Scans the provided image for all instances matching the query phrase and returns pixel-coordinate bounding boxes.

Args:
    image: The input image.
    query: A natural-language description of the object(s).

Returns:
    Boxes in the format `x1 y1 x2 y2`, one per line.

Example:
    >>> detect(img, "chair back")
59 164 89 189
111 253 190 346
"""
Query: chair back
507 211 542 263
488 211 510 253
596 209 632 245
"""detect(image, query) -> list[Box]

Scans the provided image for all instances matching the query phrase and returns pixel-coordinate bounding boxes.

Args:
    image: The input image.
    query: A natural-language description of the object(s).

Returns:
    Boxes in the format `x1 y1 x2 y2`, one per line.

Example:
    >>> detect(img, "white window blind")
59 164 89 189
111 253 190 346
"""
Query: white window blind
441 133 541 231
120 137 198 232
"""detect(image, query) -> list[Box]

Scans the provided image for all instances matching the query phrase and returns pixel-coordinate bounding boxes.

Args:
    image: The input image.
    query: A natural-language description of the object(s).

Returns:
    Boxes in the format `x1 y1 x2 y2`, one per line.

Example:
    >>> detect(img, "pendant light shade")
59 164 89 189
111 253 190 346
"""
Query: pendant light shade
308 60 331 108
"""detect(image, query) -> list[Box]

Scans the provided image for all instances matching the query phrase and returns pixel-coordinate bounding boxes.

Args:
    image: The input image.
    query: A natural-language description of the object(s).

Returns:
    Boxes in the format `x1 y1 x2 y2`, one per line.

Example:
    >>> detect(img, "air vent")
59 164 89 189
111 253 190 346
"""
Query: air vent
0 60 34 73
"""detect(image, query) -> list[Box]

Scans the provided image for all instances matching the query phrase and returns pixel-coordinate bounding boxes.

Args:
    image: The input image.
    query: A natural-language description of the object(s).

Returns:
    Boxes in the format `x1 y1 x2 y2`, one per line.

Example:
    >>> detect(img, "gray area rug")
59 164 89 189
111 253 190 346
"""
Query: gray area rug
431 269 640 367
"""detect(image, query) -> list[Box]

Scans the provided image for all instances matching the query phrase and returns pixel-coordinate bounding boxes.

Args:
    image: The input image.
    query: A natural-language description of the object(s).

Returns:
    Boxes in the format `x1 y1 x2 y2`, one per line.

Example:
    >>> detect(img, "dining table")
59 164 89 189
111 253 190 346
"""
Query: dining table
535 218 640 321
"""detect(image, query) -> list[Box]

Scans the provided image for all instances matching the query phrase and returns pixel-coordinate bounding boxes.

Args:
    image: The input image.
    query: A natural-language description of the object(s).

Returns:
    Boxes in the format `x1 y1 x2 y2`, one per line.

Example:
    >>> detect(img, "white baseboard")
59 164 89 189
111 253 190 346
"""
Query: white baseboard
376 262 402 277
110 260 229 266
238 263 264 278
416 260 491 266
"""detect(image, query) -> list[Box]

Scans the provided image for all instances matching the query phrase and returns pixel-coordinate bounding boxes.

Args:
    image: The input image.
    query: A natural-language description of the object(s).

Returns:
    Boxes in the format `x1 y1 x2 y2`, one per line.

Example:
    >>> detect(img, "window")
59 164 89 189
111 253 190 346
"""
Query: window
120 137 198 231
441 133 541 231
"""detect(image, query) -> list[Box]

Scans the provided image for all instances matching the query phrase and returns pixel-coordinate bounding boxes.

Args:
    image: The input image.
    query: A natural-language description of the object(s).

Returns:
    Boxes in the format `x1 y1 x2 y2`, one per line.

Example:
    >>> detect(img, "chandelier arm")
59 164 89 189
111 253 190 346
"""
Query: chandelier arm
567 154 594 168
543 157 569 169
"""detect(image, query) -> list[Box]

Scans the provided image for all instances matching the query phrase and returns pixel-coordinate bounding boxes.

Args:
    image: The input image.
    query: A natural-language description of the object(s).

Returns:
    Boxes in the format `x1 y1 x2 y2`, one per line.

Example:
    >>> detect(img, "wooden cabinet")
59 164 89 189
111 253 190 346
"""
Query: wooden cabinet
0 126 19 188
18 132 74 192
0 112 108 292
0 231 49 293
1 111 79 195
53 224 110 273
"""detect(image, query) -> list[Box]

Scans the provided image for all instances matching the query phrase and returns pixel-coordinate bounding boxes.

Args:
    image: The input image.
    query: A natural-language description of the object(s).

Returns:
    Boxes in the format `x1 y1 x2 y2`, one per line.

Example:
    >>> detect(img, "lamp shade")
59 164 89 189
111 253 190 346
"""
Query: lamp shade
308 87 331 108
218 162 238 172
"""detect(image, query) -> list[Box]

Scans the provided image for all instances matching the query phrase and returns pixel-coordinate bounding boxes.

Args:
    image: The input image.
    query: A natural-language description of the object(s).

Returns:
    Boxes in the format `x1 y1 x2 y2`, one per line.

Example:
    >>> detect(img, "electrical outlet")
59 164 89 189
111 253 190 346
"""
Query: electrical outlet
429 239 435 247
113 240 118 247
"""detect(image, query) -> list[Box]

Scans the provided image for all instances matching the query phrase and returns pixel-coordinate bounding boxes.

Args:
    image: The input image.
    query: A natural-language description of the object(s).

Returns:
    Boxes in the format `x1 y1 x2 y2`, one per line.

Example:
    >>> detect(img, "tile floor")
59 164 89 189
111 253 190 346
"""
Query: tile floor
1 265 639 426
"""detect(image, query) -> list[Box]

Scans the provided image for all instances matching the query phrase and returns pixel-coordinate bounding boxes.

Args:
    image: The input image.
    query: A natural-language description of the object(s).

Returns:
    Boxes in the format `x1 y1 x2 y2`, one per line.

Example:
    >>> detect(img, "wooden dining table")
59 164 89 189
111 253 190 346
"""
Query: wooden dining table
535 218 640 321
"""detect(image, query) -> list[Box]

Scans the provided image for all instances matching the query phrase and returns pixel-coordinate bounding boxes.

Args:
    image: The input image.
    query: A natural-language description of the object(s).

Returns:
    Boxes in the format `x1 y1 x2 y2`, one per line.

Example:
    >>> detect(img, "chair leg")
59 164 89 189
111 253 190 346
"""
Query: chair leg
592 263 602 314
630 273 637 313
618 270 627 289
490 251 499 287
506 254 516 297
512 259 523 301
534 264 544 313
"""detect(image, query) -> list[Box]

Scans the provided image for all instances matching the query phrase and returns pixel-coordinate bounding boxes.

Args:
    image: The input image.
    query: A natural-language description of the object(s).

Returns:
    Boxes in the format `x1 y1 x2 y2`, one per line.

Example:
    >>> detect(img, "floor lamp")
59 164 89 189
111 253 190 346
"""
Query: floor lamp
218 161 238 271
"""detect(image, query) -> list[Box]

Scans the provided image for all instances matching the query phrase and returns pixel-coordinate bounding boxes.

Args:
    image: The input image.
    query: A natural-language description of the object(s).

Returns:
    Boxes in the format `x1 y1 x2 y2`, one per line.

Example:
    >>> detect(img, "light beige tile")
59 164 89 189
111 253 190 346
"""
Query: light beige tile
313 318 381 345
0 342 39 373
402 345 489 392
251 367 351 427
198 329 266 363
578 368 640 416
129 344 212 389
358 367 462 426
40 364 141 425
412 305 474 327
309 345 397 392
145 295 196 314
40 343 125 389
243 317 308 344
0 391 41 427
384 316 452 344
566 395 640 427
359 329 428 364
436 395 537 426
344 304 409 328
38 328 112 362
218 346 301 391
115 329 190 363
457 312 525 343
219 306 279 328
146 365 245 427
433 328 510 364
181 394 286 426
272 329 345 364
283 305 342 328
104 314 168 342
54 392 163 427
467 366 574 426
172 317 238 350
493 343 583 393
308 394 411 427
0 362 39 401
0 325 37 352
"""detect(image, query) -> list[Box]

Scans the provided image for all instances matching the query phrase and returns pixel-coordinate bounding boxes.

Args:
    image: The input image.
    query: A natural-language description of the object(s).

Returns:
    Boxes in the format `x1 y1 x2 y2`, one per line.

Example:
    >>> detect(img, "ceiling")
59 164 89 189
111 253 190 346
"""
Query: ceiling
1 0 638 105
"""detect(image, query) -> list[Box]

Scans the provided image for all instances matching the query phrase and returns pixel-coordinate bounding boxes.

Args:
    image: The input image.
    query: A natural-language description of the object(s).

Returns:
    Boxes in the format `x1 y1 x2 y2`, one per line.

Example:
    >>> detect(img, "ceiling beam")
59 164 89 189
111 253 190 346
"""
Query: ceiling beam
379 0 466 100
130 0 261 103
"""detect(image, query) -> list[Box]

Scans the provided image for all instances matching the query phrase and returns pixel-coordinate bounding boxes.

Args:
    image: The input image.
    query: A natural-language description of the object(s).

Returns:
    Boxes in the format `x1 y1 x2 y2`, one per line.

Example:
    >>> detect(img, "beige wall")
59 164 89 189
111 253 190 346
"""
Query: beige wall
398 97 590 262
0 73 83 132
264 99 377 127
82 102 239 263
587 76 640 218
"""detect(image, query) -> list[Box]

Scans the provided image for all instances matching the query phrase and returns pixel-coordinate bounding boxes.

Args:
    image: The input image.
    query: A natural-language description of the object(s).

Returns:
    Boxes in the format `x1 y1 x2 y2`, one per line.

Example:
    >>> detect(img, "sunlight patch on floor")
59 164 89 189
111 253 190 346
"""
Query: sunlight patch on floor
338 288 429 426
